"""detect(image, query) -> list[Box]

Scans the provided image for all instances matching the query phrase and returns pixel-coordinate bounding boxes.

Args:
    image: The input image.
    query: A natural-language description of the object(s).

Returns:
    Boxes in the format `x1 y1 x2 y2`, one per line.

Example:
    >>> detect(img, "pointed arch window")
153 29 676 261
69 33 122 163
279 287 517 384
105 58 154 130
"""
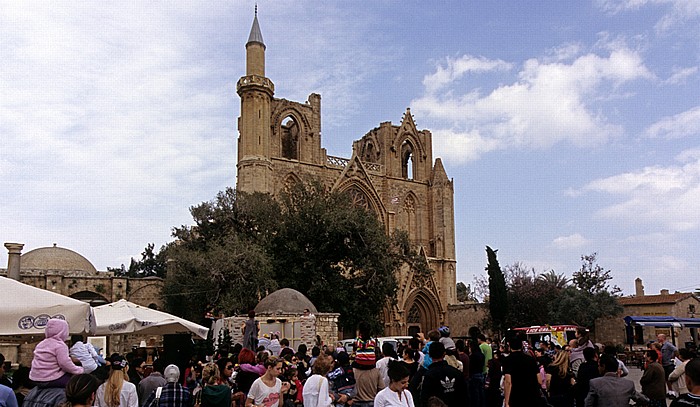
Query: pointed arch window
401 140 414 179
281 116 299 160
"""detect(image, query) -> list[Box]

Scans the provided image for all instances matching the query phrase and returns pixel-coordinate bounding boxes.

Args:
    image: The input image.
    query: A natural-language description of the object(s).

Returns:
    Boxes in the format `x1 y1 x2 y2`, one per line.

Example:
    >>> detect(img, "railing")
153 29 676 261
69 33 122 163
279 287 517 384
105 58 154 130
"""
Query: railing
327 155 349 168
364 162 382 173
326 156 383 174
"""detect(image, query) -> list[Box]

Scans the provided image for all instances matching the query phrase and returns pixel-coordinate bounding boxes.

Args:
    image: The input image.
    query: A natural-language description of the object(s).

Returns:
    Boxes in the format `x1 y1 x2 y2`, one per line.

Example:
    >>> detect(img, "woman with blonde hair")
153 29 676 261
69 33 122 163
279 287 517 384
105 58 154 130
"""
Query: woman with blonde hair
201 363 232 407
95 354 138 407
545 350 575 407
302 354 337 407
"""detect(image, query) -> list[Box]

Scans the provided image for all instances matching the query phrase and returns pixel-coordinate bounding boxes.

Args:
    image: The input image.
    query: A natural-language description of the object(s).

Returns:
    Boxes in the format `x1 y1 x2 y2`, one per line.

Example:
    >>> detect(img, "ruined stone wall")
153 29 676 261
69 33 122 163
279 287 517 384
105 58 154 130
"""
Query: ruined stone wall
218 313 338 352
447 302 491 338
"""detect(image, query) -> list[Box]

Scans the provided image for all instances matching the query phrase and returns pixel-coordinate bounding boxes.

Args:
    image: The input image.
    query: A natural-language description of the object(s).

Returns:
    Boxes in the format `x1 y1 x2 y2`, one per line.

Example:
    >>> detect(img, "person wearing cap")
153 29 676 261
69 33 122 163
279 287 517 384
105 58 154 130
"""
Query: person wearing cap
138 359 167 406
143 364 191 407
95 354 138 407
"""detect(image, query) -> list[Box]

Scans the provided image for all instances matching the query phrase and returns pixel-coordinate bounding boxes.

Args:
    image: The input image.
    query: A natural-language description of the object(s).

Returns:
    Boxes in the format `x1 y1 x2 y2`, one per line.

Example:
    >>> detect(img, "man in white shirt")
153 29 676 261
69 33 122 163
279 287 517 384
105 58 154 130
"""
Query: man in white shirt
376 343 400 387
69 335 99 373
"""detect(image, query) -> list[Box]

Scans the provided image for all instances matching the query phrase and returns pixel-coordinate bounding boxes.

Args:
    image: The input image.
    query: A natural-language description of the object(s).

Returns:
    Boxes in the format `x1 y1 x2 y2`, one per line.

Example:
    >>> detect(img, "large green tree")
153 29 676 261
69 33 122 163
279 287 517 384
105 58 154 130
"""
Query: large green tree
268 182 400 331
160 183 403 330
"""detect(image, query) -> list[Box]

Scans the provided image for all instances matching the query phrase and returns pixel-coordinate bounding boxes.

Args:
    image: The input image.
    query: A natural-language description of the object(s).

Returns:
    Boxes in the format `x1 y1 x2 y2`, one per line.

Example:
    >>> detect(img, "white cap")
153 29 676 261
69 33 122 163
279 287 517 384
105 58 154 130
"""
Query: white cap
164 364 180 383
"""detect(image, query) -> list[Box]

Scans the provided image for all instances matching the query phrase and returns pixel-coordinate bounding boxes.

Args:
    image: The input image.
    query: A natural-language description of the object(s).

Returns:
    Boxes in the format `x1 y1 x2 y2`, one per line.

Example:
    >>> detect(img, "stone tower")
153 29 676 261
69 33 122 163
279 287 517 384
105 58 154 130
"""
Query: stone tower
235 11 457 335
236 9 275 193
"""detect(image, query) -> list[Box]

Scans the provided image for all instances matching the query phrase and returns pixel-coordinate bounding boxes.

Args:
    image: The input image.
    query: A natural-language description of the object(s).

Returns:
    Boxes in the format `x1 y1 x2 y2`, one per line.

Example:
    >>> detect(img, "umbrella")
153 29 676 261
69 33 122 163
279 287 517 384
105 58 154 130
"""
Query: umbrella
1 276 92 335
91 299 209 339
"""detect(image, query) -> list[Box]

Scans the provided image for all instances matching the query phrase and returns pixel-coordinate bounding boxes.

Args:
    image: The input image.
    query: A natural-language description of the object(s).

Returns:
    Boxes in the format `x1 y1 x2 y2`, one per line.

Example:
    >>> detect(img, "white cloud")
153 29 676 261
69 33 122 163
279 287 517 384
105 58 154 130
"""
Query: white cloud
552 233 590 249
596 0 700 32
644 106 700 139
664 66 698 85
423 55 512 94
0 3 238 267
582 150 700 231
413 45 652 163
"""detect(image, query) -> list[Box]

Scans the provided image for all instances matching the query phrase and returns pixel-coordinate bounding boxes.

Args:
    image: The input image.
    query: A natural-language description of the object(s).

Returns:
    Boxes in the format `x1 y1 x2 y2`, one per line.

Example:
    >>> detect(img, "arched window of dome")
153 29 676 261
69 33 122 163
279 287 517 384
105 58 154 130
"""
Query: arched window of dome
281 116 299 160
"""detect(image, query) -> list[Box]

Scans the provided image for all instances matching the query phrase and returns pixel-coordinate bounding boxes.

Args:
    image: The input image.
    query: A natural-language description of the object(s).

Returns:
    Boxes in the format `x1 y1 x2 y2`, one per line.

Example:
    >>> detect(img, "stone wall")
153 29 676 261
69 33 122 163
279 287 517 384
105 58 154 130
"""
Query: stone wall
215 312 339 352
447 302 491 338
0 270 163 309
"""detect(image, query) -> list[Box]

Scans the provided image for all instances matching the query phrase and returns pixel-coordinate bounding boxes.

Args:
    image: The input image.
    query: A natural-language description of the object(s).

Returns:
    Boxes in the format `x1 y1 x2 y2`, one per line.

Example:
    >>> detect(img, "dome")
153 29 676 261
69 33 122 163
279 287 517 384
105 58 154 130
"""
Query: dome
21 245 97 272
254 288 317 315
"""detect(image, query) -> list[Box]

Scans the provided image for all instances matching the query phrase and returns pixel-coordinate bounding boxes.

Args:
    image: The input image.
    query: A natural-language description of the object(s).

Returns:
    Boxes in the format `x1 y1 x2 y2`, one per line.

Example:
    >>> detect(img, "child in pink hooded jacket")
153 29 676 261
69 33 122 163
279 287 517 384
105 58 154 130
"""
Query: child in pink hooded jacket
29 319 84 387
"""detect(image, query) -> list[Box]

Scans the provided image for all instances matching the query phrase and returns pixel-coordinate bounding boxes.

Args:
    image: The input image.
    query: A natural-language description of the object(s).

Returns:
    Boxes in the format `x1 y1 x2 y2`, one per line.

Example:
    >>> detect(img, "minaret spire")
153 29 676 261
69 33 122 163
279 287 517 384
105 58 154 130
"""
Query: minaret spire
247 5 265 48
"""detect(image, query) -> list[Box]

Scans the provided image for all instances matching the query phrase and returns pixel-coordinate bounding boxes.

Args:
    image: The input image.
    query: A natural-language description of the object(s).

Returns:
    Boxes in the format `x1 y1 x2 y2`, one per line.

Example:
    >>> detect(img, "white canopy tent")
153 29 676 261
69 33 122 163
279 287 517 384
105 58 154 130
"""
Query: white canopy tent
1 276 92 335
91 299 209 339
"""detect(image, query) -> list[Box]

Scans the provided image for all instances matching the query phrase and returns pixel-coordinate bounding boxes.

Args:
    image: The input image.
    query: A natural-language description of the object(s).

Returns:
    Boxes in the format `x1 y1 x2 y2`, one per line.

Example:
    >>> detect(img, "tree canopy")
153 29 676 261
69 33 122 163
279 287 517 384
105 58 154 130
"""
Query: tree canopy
477 251 622 333
157 183 406 330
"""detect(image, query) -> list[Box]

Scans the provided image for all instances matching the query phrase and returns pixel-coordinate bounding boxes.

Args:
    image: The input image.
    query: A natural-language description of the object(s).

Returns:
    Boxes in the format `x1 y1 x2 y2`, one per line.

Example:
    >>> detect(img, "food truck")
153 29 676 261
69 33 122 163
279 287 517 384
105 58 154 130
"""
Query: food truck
509 325 583 348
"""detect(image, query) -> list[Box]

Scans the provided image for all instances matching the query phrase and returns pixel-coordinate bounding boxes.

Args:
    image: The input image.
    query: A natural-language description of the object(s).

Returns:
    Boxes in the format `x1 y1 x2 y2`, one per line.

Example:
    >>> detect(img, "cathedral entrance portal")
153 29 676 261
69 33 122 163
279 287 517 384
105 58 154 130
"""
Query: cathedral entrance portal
404 289 439 335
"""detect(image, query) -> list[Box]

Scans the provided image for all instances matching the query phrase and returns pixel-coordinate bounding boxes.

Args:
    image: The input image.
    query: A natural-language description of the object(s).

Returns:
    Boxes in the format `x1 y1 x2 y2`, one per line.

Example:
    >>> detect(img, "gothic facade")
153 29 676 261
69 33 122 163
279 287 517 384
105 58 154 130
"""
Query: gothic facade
236 13 457 336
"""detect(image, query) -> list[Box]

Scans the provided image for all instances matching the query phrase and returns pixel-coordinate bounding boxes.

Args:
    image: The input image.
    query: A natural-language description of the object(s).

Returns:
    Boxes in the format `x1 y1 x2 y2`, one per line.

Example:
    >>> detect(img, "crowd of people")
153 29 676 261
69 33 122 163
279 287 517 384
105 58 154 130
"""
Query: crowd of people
1 318 700 407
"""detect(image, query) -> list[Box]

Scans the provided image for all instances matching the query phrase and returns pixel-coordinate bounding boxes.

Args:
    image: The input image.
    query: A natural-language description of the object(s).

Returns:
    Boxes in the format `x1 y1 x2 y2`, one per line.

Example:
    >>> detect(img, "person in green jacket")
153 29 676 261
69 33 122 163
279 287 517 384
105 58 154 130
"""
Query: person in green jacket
201 363 232 407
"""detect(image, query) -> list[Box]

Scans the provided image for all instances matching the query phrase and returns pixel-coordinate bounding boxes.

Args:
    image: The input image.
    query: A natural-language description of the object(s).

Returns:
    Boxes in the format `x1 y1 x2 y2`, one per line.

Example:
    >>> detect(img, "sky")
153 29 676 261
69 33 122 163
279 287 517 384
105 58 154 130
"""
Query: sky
1 1 699 298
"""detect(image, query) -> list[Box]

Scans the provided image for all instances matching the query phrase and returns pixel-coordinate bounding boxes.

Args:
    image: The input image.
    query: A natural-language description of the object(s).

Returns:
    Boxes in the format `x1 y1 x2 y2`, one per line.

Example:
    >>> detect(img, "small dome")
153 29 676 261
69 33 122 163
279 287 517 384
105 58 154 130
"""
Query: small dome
255 288 317 315
21 245 97 272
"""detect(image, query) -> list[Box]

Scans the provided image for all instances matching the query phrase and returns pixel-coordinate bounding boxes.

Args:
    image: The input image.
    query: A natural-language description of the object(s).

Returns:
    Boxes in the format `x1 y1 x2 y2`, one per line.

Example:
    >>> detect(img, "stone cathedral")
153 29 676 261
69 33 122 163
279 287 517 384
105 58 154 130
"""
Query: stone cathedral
236 12 457 336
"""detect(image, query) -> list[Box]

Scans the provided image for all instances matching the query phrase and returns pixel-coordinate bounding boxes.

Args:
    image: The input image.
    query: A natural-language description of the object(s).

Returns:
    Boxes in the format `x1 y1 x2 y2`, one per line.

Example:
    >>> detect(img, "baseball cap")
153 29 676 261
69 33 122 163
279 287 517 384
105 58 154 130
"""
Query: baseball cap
164 364 180 383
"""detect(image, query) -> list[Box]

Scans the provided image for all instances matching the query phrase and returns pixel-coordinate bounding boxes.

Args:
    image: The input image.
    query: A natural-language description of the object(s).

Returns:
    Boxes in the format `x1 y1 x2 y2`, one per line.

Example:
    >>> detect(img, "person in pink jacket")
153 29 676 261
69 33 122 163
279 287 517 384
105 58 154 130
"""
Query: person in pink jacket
29 319 84 387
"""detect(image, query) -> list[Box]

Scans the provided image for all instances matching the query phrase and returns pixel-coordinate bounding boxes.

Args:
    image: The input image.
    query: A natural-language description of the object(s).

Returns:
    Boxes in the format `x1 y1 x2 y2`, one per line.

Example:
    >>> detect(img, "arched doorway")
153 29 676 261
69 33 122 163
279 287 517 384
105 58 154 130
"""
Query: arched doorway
404 289 439 335
70 290 109 306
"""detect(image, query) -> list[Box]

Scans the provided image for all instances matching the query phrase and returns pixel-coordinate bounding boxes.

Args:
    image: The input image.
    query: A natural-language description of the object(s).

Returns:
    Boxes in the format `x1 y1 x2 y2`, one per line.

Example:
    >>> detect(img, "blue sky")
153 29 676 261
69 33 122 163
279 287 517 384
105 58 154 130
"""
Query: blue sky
1 1 699 297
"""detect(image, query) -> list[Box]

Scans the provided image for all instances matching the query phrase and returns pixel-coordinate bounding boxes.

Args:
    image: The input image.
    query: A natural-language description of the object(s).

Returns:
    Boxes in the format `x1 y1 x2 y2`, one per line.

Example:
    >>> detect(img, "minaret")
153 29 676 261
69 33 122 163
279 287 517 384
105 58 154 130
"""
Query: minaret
236 6 275 194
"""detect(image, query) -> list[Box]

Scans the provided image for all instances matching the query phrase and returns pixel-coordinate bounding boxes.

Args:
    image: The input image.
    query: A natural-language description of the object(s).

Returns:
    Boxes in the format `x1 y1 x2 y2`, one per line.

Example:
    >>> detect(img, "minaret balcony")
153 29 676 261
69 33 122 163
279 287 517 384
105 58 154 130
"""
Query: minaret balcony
237 75 275 95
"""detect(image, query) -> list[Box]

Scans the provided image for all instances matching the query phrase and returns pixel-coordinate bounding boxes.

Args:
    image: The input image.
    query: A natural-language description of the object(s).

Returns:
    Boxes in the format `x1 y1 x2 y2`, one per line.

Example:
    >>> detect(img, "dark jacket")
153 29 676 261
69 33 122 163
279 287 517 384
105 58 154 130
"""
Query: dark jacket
640 361 666 401
202 384 231 407
420 360 469 407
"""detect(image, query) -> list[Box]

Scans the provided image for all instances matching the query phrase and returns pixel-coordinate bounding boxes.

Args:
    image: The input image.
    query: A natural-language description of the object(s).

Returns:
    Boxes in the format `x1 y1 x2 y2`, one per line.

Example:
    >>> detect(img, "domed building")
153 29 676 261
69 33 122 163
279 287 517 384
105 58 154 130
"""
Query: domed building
21 245 98 273
2 242 166 364
213 288 338 351
254 288 318 315
2 242 163 309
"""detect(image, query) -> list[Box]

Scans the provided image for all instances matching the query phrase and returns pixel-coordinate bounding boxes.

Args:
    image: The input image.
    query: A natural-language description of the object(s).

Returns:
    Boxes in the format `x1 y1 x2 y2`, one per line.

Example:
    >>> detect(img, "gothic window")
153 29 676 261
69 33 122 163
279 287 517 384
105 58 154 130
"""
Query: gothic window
281 116 299 159
363 141 380 163
346 186 370 210
407 305 420 323
401 140 414 179
403 194 417 241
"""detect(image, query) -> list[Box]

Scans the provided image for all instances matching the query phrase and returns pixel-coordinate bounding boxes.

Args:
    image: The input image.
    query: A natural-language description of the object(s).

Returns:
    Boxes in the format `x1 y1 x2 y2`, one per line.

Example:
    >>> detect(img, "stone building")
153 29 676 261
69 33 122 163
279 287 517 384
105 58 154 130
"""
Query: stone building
212 288 338 351
594 278 700 348
1 243 164 364
2 243 163 309
235 12 457 336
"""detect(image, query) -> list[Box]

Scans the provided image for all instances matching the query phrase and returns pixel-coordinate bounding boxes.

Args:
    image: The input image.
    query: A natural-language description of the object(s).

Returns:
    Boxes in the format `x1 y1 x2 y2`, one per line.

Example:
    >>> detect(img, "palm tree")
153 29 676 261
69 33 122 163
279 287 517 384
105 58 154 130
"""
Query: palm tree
537 270 569 290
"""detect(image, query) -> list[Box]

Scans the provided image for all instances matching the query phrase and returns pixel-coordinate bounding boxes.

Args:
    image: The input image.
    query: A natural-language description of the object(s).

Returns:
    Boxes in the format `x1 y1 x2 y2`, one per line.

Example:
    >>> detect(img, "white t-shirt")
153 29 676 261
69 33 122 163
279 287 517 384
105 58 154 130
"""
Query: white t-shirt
95 380 139 407
376 357 398 387
302 375 332 407
248 377 282 407
374 387 414 407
